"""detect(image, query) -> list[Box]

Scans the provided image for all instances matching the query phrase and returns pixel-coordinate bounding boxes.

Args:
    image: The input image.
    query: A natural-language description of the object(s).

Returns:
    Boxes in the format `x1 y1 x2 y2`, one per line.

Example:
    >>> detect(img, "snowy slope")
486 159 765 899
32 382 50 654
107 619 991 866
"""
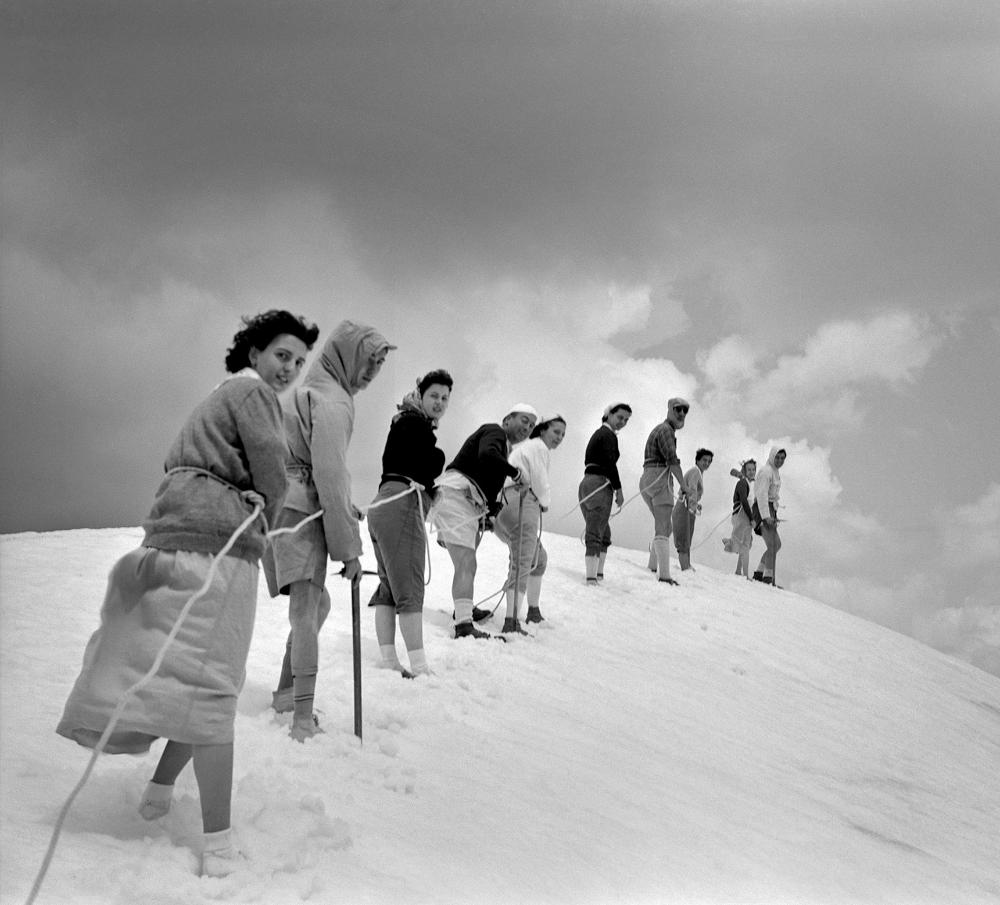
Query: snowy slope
1 527 998 905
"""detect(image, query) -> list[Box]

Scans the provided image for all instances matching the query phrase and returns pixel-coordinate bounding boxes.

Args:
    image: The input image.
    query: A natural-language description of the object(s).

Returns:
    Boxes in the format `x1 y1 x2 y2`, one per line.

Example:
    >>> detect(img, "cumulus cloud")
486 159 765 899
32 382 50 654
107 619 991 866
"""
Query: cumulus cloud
700 311 943 436
940 483 1000 568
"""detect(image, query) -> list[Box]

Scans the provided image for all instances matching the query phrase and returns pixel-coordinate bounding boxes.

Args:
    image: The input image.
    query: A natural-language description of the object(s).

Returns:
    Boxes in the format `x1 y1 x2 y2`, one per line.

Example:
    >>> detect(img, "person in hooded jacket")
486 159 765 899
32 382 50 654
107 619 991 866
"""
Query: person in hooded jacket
366 370 453 676
266 320 395 740
752 446 786 585
493 415 567 632
57 310 318 876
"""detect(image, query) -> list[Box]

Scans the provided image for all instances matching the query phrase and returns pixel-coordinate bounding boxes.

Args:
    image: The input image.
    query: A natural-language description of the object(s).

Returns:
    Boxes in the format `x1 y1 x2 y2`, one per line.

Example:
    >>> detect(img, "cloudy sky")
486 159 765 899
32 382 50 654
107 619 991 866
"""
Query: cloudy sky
2 0 998 670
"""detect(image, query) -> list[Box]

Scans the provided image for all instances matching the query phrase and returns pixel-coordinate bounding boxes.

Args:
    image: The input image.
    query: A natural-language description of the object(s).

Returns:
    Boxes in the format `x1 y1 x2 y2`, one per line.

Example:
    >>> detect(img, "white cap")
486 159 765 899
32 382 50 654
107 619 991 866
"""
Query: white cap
507 402 539 419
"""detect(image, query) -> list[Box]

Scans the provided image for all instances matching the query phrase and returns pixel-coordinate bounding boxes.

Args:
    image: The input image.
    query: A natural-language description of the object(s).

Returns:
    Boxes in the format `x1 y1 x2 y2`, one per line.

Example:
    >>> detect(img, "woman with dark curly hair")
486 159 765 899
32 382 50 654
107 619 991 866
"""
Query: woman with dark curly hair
57 310 318 877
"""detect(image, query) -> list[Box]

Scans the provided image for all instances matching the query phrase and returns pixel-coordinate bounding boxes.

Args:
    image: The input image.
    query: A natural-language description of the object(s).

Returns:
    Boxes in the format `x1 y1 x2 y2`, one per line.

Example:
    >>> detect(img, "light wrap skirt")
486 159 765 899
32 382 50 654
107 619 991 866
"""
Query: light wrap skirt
57 546 258 754
730 510 754 553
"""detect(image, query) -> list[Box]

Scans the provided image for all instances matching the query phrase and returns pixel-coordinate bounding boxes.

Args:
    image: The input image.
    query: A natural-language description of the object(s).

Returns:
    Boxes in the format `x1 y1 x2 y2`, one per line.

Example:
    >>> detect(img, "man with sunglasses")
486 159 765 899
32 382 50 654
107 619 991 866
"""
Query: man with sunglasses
640 397 690 585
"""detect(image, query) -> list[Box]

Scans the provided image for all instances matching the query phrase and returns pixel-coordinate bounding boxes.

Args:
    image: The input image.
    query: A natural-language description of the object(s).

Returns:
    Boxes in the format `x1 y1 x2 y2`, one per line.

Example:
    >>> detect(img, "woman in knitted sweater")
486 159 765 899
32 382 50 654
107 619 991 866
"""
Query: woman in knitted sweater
367 369 453 676
57 310 319 877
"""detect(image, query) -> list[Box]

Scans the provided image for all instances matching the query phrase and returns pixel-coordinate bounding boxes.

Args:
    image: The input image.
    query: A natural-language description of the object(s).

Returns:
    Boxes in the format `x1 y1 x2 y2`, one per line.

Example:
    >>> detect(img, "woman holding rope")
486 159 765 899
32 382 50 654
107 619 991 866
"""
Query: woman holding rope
494 414 567 631
366 369 453 676
56 310 319 877
266 320 395 741
578 403 631 585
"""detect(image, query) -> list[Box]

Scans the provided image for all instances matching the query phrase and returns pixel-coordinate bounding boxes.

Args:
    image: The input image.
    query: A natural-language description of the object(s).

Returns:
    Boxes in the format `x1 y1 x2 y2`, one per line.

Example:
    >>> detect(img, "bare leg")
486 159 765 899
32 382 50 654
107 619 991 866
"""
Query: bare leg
398 611 424 651
192 742 233 834
288 580 324 728
151 740 193 785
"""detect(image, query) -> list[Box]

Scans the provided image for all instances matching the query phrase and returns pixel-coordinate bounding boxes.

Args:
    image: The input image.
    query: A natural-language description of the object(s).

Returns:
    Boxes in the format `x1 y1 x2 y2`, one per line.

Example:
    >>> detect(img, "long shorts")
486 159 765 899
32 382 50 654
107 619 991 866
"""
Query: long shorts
263 507 328 596
430 472 486 550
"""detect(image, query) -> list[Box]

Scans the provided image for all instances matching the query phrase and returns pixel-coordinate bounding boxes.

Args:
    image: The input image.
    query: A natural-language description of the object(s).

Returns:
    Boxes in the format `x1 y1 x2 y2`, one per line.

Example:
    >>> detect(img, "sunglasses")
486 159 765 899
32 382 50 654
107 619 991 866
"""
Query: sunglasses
673 405 689 415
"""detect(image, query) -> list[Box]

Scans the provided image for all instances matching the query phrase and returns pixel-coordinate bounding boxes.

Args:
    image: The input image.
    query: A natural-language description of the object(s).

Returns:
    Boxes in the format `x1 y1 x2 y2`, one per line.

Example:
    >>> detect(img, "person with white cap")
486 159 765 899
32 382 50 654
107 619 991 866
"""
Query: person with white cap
578 403 632 584
264 320 395 740
431 404 536 638
493 414 567 632
640 397 690 585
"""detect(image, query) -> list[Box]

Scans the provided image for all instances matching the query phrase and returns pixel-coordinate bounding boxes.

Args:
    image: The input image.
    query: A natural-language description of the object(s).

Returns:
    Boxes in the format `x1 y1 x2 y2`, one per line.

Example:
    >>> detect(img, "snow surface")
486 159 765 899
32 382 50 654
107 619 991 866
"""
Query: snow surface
1 527 999 905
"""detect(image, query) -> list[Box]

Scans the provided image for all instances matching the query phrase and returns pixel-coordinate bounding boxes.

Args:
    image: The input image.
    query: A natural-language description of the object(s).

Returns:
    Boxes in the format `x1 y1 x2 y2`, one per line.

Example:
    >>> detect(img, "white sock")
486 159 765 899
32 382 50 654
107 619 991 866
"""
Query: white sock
408 648 429 675
138 781 173 821
201 828 237 877
453 597 474 624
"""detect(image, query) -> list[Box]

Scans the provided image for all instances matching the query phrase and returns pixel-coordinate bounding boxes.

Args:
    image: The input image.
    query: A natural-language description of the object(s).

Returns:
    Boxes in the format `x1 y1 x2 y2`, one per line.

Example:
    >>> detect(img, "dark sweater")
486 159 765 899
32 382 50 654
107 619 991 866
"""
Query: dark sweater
583 425 622 491
447 423 518 503
732 476 752 519
379 409 446 493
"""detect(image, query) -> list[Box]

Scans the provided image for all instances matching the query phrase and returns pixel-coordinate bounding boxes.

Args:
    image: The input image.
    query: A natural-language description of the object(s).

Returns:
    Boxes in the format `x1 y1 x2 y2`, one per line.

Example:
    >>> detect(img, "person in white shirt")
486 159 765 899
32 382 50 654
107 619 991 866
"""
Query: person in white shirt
493 415 567 632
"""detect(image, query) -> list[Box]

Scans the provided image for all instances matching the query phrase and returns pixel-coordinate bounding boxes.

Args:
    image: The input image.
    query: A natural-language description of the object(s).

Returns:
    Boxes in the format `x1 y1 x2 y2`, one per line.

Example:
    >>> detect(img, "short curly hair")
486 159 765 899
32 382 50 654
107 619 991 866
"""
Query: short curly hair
225 310 320 373
417 369 454 395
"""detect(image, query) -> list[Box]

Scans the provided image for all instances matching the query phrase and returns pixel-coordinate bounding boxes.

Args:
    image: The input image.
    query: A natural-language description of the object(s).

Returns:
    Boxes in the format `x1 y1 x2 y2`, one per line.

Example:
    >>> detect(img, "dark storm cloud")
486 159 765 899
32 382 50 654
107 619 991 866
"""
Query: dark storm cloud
6 0 997 306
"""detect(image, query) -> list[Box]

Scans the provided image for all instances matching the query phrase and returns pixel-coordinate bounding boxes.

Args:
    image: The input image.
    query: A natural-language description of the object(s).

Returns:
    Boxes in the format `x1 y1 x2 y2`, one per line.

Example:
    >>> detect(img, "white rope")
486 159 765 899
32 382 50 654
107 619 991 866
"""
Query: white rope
27 503 268 905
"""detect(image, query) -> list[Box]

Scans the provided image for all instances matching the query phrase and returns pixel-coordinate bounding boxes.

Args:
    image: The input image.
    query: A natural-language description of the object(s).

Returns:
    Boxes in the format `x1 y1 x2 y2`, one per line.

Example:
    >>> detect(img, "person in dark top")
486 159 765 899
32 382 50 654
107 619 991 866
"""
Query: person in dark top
367 370 453 676
578 402 632 584
431 404 536 638
724 459 756 578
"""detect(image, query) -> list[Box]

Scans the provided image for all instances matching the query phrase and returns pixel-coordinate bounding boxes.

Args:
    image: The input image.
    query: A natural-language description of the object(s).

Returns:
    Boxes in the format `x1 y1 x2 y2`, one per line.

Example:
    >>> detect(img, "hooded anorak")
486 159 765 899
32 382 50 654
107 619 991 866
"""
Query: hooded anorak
281 321 393 561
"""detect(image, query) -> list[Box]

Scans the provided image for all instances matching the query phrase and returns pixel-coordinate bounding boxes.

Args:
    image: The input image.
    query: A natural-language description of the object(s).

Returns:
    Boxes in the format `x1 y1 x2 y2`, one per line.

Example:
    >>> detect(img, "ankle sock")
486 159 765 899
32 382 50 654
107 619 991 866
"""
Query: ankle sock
408 648 429 675
138 781 173 821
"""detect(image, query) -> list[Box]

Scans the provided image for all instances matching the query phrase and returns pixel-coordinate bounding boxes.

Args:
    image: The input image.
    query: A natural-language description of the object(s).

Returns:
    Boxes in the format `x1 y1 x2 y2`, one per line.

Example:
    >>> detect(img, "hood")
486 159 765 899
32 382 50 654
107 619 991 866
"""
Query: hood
303 320 394 397
766 446 785 468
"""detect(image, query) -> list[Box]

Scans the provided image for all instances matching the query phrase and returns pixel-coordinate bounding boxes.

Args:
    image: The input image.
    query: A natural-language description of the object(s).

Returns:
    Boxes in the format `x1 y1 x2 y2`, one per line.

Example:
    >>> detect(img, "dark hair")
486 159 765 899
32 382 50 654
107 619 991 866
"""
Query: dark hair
530 415 566 440
601 402 632 423
225 310 320 373
696 448 714 461
741 458 757 475
418 369 454 395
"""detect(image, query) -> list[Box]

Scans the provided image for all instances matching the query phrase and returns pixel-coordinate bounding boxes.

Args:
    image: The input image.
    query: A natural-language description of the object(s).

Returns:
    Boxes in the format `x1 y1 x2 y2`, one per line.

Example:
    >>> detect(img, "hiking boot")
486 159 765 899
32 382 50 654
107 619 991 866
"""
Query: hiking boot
271 688 294 713
752 571 765 582
585 577 599 587
501 618 530 636
454 621 492 640
658 577 680 586
451 606 494 622
525 607 545 624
